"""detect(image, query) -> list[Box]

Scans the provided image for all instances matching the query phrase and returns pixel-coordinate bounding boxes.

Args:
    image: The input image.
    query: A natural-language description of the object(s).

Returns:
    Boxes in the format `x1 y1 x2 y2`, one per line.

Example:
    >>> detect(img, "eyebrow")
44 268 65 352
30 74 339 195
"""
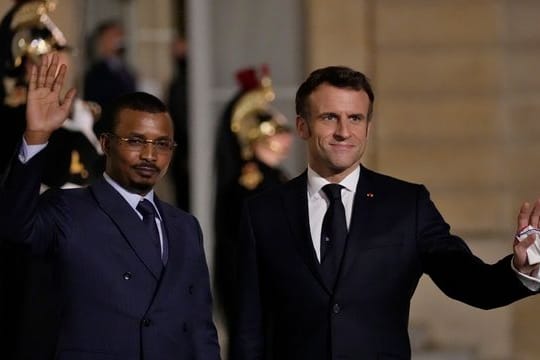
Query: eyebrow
318 112 366 119
124 133 172 140
319 111 338 117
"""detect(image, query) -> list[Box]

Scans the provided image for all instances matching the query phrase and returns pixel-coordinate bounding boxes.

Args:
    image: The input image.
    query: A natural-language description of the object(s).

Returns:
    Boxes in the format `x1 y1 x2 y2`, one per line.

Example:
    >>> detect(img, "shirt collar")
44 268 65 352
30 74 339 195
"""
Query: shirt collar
307 165 360 200
103 172 160 218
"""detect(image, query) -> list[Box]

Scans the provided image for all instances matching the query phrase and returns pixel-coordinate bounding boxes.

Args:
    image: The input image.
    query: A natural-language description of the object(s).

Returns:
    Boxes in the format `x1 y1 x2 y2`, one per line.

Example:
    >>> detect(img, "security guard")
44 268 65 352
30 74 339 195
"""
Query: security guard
213 65 293 358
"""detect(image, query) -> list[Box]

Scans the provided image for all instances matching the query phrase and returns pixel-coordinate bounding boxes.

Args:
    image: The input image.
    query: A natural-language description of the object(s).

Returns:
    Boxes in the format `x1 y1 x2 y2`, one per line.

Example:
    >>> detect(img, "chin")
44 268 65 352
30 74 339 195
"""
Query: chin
130 180 155 193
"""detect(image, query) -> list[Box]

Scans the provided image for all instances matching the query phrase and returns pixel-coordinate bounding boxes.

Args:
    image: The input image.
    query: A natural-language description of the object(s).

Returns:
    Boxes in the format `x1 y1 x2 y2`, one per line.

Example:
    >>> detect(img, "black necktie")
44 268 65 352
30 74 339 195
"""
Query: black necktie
320 184 348 288
136 199 163 264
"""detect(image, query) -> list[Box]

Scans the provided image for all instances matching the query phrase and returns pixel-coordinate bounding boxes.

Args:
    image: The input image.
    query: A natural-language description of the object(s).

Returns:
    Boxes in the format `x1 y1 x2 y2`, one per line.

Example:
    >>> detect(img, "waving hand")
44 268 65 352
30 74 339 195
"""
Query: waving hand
25 53 77 144
513 199 540 275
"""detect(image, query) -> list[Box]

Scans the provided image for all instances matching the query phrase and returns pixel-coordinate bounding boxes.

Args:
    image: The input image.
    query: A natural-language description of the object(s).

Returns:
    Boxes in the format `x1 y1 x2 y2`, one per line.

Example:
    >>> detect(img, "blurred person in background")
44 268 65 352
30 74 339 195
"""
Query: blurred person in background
166 35 190 211
84 19 136 114
213 65 293 358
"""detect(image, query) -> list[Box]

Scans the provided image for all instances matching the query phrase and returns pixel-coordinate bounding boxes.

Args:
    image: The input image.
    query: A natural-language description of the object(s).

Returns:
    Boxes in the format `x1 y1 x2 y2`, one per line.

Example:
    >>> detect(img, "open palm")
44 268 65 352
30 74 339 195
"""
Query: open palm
25 53 76 141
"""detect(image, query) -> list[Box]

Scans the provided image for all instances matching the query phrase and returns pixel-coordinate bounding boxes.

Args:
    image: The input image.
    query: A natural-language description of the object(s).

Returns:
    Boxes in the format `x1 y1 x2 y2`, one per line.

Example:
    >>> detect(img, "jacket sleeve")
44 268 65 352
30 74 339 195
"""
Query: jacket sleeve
417 185 535 309
0 151 63 256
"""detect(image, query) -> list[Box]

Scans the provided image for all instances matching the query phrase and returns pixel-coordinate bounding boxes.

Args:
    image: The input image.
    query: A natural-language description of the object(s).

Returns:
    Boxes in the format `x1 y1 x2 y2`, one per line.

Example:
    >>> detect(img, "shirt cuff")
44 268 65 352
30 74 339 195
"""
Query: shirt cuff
18 136 47 163
511 256 540 291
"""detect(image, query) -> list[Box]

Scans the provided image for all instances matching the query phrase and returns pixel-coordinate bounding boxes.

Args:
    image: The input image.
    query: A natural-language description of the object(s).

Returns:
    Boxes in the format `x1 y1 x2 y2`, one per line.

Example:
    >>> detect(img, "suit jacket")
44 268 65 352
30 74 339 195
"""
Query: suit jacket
231 166 535 360
0 151 220 360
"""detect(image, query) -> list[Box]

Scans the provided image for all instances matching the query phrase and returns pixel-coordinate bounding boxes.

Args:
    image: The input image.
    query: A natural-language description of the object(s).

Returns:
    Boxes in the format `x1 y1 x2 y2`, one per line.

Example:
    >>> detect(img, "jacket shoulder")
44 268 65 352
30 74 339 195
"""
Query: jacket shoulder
361 166 426 194
245 171 303 202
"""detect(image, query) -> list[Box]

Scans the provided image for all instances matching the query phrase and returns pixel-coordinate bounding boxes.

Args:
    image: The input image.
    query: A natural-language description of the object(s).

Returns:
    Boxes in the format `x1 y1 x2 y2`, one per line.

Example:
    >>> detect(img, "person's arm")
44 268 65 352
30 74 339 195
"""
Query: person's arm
230 203 264 360
418 185 535 309
0 53 75 250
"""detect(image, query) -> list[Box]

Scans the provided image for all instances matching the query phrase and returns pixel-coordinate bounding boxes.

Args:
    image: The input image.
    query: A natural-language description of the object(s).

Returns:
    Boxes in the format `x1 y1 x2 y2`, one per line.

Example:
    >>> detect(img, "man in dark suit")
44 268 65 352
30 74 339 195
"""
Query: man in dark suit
0 53 220 360
231 66 540 359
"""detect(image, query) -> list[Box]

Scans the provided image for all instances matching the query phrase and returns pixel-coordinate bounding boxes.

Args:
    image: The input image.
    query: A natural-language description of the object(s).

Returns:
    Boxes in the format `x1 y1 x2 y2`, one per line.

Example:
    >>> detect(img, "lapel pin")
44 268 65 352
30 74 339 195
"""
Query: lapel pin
366 192 374 198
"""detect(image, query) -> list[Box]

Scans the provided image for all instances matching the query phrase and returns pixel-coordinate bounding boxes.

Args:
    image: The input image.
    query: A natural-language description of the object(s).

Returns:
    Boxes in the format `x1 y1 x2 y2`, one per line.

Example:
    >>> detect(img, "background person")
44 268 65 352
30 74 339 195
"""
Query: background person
166 35 190 211
84 19 137 112
213 65 293 358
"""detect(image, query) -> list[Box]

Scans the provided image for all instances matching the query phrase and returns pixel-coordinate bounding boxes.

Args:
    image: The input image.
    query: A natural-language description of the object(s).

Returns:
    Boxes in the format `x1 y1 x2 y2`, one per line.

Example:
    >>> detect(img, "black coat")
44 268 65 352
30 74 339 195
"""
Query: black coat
231 166 535 360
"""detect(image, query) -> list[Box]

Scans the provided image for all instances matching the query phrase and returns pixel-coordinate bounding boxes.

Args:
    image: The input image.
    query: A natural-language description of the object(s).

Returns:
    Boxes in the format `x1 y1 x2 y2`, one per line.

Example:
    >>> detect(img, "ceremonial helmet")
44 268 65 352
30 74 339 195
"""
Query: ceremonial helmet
1 0 68 77
0 0 68 105
230 65 290 161
9 0 67 68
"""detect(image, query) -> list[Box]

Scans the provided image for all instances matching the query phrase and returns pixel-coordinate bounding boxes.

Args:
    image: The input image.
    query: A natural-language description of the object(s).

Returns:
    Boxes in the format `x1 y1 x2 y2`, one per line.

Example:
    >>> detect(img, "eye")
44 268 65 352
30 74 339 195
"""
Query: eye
350 115 364 122
126 138 145 146
155 140 173 150
321 113 336 121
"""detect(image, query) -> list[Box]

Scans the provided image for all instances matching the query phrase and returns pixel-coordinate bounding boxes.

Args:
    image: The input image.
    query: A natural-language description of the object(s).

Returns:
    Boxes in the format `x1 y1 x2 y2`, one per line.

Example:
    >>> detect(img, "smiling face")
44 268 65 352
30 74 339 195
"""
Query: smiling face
101 108 174 195
296 83 371 183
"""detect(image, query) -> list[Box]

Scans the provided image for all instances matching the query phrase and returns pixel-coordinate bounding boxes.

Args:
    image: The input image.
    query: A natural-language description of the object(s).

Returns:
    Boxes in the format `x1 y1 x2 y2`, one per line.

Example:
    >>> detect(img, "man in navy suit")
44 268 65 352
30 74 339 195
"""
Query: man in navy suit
231 66 540 359
0 53 220 360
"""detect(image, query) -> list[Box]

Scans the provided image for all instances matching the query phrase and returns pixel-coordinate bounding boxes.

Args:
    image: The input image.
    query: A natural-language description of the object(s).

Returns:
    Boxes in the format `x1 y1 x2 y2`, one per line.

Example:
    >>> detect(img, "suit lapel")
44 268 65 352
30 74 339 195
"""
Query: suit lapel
338 165 375 282
282 172 329 293
90 178 163 279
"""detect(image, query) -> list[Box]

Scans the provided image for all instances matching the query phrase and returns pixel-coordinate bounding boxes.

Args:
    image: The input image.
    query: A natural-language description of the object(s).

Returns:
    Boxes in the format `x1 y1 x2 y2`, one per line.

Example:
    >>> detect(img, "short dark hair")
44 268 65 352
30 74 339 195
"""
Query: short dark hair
94 19 123 39
295 66 375 120
97 91 169 135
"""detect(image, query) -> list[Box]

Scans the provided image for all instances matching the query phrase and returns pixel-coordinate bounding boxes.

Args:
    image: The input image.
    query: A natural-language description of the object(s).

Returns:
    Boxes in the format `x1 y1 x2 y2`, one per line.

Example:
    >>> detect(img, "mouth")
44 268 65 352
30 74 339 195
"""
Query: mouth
133 164 159 177
330 143 354 151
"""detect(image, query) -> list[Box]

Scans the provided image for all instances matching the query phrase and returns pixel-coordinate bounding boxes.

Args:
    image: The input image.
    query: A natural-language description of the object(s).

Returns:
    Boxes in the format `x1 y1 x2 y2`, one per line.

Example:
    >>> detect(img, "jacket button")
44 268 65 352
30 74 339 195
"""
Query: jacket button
123 272 132 280
142 318 151 327
332 303 341 314
188 285 194 294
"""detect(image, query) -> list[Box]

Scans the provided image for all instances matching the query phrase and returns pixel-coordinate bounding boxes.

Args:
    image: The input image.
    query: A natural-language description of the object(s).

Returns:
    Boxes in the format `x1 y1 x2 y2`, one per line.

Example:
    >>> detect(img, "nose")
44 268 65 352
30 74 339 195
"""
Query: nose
334 117 351 139
139 142 157 161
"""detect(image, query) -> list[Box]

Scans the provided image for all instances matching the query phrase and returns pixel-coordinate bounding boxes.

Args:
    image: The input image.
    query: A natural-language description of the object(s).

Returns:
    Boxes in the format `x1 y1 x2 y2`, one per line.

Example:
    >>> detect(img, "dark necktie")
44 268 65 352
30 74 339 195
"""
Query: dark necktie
320 184 348 288
136 199 163 264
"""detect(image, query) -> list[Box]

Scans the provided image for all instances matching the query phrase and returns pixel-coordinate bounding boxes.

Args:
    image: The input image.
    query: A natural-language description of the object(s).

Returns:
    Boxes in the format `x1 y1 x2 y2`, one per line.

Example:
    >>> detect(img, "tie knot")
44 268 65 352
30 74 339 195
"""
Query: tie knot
137 199 157 219
322 184 343 202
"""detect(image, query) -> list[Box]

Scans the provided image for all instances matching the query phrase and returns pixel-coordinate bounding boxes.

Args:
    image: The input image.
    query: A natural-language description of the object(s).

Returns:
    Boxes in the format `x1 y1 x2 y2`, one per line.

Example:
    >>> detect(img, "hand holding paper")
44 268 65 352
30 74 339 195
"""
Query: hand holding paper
513 199 540 275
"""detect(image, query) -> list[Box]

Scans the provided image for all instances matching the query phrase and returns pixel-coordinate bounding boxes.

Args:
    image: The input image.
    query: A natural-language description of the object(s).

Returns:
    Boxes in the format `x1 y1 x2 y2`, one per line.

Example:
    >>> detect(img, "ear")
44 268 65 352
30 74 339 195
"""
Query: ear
366 120 372 137
296 115 310 140
100 134 110 155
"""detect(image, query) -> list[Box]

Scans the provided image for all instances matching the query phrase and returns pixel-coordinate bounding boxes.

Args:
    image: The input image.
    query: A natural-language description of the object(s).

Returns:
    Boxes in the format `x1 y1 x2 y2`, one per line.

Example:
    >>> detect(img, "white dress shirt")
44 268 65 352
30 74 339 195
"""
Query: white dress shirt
307 165 359 262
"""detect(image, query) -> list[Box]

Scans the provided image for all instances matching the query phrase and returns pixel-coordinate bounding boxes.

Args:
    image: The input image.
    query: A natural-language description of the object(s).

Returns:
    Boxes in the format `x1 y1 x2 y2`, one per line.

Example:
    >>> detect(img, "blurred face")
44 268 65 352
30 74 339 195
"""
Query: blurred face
296 83 371 183
99 26 125 57
101 109 174 195
253 131 293 167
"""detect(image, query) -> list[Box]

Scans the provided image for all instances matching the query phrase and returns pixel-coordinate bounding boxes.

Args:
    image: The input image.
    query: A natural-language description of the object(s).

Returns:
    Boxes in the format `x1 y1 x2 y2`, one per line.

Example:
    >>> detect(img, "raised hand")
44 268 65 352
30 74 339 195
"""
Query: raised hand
25 53 77 144
513 199 540 275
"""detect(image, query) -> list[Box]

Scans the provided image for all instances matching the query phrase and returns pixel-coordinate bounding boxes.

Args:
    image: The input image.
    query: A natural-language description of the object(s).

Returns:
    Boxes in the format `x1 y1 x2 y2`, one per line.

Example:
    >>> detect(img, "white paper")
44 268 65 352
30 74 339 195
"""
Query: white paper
516 225 540 265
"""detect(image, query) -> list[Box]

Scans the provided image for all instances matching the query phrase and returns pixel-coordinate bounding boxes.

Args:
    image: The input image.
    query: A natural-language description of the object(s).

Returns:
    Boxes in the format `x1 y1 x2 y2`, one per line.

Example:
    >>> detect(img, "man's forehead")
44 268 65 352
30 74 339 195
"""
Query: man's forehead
308 86 370 112
116 109 172 129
